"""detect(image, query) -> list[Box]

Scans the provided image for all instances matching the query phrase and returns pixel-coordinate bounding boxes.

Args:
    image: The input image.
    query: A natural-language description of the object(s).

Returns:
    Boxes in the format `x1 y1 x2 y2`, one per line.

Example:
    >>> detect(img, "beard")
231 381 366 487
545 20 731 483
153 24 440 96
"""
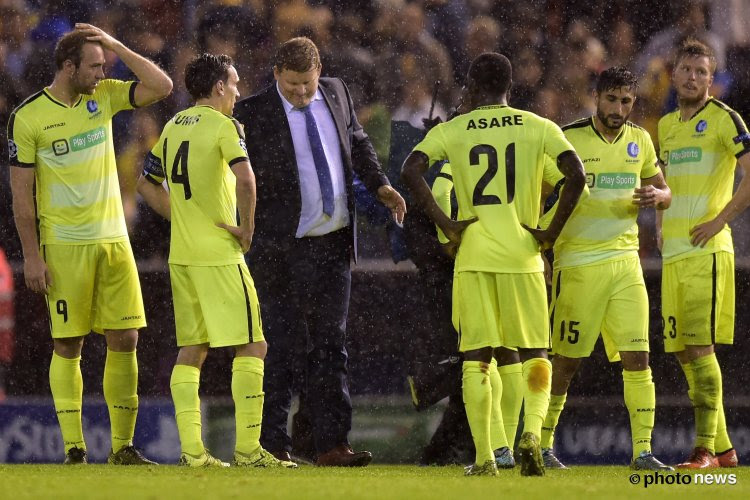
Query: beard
596 107 629 130
71 72 97 95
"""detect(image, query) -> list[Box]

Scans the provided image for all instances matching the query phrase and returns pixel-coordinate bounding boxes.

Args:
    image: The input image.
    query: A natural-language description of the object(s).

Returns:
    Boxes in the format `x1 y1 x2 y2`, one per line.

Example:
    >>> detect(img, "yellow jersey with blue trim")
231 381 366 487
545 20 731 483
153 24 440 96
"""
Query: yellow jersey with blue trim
658 98 750 263
8 80 138 244
547 117 659 268
143 105 249 266
413 104 575 273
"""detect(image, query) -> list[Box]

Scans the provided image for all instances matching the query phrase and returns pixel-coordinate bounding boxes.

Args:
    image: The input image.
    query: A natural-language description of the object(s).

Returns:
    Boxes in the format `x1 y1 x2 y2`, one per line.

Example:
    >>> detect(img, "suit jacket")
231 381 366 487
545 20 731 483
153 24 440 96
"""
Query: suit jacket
234 77 390 260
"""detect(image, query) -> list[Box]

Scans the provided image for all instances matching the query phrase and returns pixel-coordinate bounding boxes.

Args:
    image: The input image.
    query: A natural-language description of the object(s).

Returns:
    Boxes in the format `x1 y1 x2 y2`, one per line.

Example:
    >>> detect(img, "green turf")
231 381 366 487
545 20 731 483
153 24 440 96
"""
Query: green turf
1 465 748 499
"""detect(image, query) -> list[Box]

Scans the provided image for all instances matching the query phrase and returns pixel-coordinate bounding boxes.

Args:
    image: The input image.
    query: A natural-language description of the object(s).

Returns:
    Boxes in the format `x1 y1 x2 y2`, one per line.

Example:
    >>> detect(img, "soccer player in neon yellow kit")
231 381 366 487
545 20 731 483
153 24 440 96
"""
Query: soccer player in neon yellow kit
658 39 750 469
536 67 673 471
8 25 171 465
137 53 296 469
402 52 586 476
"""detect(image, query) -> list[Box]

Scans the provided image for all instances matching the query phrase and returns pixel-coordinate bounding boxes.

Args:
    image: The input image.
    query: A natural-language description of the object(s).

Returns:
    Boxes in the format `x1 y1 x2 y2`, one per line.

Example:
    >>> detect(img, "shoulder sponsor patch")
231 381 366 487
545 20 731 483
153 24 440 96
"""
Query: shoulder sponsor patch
8 139 17 160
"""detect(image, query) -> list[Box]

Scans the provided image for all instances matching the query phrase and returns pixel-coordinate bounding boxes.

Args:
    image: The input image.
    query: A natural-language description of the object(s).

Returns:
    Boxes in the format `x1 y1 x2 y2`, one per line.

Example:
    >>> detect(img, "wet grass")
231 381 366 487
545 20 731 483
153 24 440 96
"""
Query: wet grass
1 464 749 499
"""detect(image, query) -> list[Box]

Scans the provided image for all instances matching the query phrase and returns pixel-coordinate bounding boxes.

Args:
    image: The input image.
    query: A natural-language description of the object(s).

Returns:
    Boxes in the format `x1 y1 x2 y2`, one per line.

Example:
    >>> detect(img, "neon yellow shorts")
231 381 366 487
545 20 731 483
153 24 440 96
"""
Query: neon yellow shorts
170 263 264 348
550 256 649 362
43 242 146 338
452 271 548 352
662 251 734 352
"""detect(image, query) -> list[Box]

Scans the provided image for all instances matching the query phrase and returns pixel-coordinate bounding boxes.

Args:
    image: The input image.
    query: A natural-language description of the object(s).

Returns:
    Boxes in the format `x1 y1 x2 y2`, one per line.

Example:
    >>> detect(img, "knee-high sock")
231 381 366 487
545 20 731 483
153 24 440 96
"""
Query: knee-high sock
692 354 722 454
710 361 732 454
170 364 203 455
499 362 523 448
462 361 493 464
521 358 552 439
540 393 567 450
623 368 655 459
103 349 139 453
232 356 265 455
488 360 507 451
50 352 85 452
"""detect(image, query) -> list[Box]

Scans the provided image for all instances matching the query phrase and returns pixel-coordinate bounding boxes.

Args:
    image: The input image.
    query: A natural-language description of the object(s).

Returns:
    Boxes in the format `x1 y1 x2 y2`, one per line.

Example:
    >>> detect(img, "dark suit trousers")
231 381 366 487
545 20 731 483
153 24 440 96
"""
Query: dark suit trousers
248 228 353 454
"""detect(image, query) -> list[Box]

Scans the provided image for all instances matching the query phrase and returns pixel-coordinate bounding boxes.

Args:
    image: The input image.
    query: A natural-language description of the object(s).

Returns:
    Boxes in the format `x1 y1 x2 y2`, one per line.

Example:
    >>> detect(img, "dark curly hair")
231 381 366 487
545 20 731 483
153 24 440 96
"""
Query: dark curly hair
596 66 638 94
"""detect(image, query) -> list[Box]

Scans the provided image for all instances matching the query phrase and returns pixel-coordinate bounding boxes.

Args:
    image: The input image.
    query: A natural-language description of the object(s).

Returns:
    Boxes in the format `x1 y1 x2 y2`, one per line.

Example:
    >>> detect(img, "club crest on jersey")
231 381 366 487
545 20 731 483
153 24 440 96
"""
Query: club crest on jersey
627 142 639 158
696 120 708 133
87 100 98 113
8 139 17 159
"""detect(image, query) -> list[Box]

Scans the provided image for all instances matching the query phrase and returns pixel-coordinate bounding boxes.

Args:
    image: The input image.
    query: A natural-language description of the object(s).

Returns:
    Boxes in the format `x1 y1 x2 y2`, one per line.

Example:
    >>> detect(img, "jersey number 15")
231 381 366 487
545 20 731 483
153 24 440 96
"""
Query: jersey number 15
470 143 515 206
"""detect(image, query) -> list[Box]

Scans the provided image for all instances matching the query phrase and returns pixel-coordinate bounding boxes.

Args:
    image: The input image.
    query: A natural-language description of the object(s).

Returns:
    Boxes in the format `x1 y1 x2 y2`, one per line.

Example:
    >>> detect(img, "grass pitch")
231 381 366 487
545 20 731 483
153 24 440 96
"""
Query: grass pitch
2 465 748 499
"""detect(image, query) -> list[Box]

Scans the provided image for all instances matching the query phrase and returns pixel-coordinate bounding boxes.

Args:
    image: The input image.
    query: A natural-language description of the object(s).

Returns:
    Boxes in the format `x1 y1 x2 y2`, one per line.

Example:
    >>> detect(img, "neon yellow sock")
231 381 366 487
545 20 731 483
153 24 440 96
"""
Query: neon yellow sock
103 349 139 453
488 359 507 451
692 354 721 454
170 364 203 456
713 361 732 454
462 361 493 464
499 362 523 447
623 368 655 458
232 356 265 455
521 358 551 439
540 393 566 449
50 352 85 452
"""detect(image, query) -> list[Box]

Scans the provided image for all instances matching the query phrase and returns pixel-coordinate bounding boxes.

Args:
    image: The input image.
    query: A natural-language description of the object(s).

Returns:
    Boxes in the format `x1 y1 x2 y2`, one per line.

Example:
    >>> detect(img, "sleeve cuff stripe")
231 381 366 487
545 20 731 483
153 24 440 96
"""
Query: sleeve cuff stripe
736 148 750 160
12 162 35 168
144 174 163 185
228 157 248 167
129 82 139 109
435 172 453 181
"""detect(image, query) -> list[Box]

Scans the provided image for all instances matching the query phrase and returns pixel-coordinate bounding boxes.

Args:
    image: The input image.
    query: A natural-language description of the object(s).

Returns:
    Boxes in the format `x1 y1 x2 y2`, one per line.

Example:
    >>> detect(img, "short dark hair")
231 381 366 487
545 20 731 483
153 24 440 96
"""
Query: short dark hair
54 31 101 70
596 66 638 94
274 37 321 73
675 37 716 73
184 53 233 101
467 52 512 95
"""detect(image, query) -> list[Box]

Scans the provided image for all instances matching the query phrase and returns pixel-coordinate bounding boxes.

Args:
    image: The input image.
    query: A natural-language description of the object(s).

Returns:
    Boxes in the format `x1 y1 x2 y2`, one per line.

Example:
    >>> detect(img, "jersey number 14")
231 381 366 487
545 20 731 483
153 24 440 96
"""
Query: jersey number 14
164 139 192 200
471 143 515 206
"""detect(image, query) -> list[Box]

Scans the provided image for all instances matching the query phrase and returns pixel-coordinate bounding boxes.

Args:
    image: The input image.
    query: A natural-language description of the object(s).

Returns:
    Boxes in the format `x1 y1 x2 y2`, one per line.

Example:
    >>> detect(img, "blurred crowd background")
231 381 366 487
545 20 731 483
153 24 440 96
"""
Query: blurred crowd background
3 0 750 261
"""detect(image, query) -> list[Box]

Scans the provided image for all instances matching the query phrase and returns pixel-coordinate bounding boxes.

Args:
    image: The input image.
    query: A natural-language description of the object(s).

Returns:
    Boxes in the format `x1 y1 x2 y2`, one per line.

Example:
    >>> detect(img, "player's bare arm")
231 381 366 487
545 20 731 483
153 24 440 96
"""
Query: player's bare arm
10 166 51 294
401 151 477 244
136 174 171 221
217 160 255 253
75 23 172 106
635 168 671 209
524 150 585 246
690 153 750 247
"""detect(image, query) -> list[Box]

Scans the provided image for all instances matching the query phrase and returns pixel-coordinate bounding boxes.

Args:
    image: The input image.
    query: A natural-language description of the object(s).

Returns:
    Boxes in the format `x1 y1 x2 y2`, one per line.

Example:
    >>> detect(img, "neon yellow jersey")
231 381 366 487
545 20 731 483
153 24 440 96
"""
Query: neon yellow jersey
547 117 659 268
144 105 249 266
8 80 137 244
658 98 750 263
435 160 565 245
414 105 575 273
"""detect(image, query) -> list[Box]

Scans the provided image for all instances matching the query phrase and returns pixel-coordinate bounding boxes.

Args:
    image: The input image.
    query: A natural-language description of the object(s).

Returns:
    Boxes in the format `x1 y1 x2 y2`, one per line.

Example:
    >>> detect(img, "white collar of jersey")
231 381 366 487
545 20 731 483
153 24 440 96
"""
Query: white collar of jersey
276 82 323 114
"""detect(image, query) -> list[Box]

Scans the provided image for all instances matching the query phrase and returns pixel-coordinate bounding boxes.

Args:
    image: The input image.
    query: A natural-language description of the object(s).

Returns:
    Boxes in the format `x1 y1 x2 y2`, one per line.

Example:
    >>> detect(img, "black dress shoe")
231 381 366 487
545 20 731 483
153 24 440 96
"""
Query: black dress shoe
316 445 372 467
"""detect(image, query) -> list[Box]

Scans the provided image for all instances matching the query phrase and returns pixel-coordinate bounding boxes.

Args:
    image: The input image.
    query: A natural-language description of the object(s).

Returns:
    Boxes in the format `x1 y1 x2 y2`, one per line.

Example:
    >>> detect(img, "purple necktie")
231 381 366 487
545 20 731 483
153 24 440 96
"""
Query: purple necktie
300 105 335 216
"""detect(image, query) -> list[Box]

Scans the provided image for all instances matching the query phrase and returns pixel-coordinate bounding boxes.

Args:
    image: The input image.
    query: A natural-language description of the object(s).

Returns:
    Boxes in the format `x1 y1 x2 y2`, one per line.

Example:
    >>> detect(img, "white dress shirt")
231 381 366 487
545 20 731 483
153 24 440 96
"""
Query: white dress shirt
277 83 349 237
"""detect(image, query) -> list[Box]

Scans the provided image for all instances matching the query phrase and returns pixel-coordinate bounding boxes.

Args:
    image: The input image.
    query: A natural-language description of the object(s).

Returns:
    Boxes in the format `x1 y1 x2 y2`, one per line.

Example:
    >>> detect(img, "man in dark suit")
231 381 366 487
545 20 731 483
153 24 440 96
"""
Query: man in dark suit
234 37 406 467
